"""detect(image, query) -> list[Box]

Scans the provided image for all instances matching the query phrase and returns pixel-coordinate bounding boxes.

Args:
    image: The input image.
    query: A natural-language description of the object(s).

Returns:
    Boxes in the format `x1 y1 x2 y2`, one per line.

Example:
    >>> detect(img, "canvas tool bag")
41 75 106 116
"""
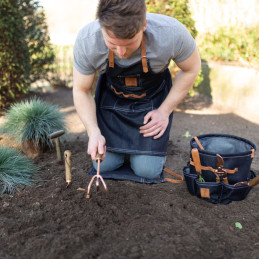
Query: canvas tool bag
183 134 257 204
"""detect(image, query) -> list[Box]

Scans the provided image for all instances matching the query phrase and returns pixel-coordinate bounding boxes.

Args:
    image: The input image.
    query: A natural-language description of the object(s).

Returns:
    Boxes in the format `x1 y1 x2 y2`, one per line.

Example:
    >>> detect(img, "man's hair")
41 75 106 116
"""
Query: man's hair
97 0 146 39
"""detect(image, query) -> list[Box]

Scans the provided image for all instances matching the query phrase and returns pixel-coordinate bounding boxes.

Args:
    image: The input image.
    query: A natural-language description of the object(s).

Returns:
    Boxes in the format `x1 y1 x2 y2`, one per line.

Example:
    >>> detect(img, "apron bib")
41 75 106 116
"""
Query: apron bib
95 35 173 156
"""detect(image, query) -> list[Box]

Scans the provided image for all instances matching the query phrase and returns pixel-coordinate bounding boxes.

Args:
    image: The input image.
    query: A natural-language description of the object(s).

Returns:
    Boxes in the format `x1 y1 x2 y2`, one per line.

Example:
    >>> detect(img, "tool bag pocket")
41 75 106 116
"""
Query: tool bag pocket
183 134 256 204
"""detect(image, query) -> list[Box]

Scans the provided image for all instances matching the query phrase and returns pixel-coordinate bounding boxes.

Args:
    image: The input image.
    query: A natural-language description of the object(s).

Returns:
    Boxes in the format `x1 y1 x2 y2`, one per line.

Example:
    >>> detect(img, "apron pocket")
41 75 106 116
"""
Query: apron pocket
196 181 223 204
100 87 118 109
114 98 153 112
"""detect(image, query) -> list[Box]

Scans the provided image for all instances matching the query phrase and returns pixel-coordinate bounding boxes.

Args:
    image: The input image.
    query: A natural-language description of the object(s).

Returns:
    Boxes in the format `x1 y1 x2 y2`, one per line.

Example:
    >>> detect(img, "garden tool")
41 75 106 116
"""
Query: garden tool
234 175 259 187
48 130 65 163
215 154 229 184
64 150 72 188
86 153 107 199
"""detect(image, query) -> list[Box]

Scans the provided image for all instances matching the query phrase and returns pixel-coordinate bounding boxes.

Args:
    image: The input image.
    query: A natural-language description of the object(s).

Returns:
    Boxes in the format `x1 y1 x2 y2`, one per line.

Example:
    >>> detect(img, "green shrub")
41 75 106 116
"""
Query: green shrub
1 97 66 148
198 26 259 65
0 0 55 109
49 45 74 88
0 146 39 194
146 0 202 93
146 0 197 38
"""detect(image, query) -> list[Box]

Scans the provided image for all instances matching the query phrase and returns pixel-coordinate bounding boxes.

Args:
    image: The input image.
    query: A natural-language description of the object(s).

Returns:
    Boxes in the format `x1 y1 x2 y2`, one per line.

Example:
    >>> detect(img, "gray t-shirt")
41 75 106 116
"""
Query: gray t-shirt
74 13 196 75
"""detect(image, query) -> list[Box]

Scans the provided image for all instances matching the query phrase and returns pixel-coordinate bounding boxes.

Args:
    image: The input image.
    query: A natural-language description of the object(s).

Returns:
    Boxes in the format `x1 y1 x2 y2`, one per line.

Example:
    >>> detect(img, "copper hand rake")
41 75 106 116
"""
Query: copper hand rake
86 153 107 199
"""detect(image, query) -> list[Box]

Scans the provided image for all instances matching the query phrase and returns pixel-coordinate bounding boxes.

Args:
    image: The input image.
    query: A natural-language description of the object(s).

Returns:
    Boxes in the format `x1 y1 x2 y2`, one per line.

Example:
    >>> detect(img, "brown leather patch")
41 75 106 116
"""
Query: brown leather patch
200 188 210 199
125 77 137 86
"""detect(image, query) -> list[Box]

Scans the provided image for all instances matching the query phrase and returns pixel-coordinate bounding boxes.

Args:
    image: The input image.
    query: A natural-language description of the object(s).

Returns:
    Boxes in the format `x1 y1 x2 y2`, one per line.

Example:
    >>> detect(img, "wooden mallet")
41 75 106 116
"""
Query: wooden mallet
48 130 65 162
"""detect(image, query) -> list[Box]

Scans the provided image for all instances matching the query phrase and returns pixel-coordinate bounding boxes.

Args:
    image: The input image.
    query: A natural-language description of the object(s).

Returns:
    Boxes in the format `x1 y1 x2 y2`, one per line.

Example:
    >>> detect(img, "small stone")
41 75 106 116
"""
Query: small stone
3 202 9 208
33 202 40 207
54 187 62 194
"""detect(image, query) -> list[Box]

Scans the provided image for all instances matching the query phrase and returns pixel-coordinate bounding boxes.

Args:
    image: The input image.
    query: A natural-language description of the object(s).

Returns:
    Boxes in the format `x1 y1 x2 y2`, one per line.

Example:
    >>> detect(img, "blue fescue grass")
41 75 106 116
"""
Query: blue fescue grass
1 97 66 148
0 146 40 194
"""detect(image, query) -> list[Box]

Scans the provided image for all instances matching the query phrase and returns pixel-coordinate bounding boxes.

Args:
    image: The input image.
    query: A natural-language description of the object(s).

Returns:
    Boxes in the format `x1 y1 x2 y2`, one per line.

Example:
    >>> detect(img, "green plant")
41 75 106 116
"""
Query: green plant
49 45 74 88
146 0 197 38
1 97 66 148
146 0 203 92
0 0 55 109
0 146 39 194
198 26 259 65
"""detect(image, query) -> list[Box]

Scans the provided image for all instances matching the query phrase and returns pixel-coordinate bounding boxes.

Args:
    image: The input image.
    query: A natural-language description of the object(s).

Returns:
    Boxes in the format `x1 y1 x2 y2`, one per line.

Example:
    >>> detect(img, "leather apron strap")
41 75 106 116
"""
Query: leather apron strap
109 34 148 73
109 50 114 68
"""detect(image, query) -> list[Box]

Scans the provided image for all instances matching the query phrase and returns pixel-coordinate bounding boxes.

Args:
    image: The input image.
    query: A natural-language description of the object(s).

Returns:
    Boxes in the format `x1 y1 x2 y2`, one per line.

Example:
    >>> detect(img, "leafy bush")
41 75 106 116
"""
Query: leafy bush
0 0 55 109
146 0 197 38
1 97 66 148
49 45 74 88
146 0 202 94
198 26 259 65
0 146 39 194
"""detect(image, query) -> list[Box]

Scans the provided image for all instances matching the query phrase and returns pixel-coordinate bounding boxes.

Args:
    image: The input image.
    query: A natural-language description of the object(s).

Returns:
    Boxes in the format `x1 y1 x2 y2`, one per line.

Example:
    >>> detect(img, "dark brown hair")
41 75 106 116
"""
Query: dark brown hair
97 0 146 39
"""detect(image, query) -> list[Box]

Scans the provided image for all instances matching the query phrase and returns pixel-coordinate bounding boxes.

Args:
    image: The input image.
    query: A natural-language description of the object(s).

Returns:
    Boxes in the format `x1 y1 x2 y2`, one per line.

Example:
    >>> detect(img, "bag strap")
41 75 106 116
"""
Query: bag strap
193 136 205 150
191 148 202 174
163 168 184 183
190 152 238 175
251 149 255 158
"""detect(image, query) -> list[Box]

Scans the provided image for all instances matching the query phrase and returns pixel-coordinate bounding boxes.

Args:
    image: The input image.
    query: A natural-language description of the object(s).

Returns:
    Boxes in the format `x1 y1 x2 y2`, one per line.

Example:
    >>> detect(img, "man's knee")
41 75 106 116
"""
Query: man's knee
93 152 124 172
130 155 166 179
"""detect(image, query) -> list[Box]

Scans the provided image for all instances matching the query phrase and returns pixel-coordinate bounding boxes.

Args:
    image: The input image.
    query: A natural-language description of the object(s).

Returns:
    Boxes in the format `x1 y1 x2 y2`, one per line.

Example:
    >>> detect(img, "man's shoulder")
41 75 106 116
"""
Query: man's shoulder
76 20 103 41
146 13 179 29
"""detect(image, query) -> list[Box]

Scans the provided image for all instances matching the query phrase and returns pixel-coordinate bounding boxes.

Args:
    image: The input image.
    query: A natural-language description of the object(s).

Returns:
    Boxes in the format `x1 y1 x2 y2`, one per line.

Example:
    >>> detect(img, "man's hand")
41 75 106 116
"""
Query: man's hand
87 132 106 161
139 109 169 139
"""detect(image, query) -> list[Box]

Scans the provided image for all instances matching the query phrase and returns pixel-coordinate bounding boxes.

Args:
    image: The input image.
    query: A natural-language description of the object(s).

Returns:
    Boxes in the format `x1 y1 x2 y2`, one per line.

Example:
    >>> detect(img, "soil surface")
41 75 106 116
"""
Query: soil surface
0 87 258 259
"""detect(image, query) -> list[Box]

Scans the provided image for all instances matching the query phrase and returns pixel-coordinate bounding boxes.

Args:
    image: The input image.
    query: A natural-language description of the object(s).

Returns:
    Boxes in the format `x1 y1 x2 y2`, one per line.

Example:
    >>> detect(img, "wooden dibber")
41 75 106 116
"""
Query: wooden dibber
64 150 72 187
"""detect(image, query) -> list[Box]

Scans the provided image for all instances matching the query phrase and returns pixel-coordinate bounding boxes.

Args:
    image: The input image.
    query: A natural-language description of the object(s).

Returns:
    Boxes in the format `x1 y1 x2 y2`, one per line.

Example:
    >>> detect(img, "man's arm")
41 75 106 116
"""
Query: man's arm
139 47 201 139
73 67 106 160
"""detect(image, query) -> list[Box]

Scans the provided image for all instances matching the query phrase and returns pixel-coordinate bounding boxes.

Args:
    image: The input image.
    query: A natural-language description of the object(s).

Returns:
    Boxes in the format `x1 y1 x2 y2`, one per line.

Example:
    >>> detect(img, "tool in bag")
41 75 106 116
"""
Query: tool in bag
183 134 258 204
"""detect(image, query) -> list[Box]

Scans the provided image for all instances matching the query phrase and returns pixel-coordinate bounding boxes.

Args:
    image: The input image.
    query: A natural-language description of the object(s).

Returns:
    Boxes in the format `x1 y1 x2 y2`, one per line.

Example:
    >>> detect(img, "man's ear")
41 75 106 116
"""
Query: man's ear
143 19 147 32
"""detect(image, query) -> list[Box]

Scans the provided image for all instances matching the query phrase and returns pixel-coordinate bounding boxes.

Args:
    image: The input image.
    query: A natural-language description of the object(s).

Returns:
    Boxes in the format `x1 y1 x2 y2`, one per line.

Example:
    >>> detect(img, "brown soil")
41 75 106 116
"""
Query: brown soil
0 87 258 259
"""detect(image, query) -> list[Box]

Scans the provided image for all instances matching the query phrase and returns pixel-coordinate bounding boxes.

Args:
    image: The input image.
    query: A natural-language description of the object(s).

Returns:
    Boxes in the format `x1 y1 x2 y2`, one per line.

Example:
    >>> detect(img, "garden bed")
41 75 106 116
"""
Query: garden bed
0 87 258 258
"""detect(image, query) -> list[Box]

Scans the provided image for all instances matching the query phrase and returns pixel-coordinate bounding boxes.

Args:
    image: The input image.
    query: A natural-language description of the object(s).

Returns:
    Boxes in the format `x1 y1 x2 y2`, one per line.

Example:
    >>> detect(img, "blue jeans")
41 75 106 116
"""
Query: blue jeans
92 151 166 179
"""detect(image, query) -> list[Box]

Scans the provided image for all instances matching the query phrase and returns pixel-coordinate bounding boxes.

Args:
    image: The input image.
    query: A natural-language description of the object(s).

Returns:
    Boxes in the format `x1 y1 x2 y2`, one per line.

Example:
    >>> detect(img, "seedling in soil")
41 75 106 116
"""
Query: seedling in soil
235 222 243 229
182 131 191 138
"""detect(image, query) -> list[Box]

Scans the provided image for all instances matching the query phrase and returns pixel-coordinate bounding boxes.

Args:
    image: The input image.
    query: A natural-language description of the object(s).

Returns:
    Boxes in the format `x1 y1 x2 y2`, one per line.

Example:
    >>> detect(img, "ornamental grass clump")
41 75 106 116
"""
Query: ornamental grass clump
0 146 39 194
1 97 66 157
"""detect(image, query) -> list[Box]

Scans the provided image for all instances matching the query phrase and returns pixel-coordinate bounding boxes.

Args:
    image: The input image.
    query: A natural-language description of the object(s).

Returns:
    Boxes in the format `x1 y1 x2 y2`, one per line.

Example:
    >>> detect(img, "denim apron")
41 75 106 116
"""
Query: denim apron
95 34 173 156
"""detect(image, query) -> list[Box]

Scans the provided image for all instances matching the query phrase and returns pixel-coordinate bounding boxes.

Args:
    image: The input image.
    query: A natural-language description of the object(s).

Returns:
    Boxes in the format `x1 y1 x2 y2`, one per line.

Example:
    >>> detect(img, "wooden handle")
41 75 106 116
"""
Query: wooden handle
96 152 103 161
55 138 62 161
64 150 72 183
249 175 259 187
